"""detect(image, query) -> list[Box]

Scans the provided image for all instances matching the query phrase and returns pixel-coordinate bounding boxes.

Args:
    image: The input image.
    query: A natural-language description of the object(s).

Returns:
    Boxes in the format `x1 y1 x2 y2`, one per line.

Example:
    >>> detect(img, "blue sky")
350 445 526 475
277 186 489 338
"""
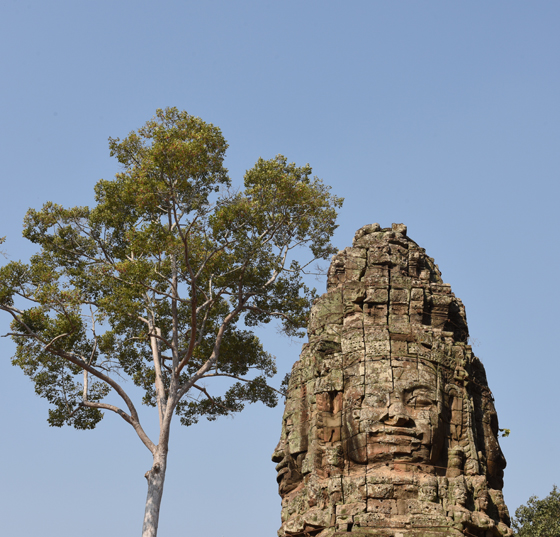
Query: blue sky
1 1 559 535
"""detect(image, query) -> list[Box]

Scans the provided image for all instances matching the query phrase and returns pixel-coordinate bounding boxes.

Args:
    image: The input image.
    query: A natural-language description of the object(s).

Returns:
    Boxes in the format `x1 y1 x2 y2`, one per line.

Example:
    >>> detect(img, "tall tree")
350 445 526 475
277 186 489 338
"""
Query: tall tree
512 486 560 537
0 108 343 537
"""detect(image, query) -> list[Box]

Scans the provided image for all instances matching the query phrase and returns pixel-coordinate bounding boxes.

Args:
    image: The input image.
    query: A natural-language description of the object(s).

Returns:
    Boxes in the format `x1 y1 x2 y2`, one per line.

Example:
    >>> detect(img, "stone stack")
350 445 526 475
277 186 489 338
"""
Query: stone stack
272 224 511 537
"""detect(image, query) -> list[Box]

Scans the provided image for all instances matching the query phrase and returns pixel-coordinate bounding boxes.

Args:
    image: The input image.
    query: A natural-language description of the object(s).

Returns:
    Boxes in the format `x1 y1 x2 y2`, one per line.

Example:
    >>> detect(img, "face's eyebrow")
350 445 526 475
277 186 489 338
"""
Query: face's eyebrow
401 384 437 394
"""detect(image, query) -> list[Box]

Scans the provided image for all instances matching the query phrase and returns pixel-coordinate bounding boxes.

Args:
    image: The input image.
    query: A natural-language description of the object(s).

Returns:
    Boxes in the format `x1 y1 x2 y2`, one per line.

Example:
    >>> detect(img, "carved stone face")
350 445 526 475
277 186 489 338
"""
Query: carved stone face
272 382 311 495
344 359 444 465
271 439 305 495
272 225 512 537
476 490 489 512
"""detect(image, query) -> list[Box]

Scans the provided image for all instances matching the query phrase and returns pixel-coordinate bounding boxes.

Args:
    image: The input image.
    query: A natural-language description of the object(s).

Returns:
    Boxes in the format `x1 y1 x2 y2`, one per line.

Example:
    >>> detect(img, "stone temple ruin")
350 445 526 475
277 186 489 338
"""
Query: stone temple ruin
272 224 511 537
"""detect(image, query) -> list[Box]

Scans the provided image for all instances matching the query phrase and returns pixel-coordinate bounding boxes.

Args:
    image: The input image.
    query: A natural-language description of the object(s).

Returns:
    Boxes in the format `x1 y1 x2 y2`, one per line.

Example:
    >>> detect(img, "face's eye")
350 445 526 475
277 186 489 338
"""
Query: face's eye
406 390 436 408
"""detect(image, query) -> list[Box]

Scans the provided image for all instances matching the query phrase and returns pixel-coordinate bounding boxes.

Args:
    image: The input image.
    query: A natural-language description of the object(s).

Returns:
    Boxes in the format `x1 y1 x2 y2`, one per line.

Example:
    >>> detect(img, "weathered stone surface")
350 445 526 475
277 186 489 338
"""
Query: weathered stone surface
272 224 512 537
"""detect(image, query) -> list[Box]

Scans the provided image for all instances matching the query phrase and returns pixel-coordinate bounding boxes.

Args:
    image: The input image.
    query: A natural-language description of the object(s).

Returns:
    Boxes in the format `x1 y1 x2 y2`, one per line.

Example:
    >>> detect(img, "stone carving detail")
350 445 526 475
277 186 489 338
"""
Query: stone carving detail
272 224 512 537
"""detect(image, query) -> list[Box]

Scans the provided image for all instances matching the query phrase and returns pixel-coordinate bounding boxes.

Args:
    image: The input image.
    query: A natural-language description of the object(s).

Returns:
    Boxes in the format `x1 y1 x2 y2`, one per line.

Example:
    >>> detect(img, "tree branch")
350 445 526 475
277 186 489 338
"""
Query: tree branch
4 306 156 453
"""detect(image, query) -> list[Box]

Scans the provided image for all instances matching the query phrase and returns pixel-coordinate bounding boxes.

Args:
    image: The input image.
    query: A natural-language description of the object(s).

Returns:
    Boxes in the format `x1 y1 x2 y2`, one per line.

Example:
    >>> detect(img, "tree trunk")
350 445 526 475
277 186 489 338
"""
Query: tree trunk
142 448 168 537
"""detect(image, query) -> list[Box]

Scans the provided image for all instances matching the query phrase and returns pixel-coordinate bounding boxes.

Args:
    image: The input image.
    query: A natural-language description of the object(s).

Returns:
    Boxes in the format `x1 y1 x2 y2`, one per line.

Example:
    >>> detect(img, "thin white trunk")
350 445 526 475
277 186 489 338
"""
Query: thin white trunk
142 448 168 537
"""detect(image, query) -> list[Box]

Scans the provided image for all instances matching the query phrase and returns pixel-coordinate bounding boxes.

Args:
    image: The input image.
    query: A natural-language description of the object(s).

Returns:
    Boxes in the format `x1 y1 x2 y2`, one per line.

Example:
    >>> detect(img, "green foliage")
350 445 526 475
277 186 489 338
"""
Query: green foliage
513 486 560 537
0 107 343 438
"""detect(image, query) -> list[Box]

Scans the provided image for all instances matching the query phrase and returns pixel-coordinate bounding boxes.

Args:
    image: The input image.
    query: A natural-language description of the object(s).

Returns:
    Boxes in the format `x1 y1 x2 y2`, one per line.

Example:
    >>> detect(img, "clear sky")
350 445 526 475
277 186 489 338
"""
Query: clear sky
1 1 559 536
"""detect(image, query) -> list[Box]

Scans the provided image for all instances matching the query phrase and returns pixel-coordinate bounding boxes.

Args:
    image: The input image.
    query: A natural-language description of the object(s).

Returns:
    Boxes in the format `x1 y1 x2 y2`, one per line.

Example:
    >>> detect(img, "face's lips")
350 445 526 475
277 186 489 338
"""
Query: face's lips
275 458 288 472
276 466 289 484
367 426 421 440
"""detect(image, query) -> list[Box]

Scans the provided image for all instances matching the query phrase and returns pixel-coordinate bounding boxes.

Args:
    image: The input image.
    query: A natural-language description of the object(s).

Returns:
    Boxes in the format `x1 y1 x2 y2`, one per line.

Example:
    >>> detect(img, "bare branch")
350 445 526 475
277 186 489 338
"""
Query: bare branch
200 372 286 397
43 332 70 353
150 324 168 430
192 383 236 412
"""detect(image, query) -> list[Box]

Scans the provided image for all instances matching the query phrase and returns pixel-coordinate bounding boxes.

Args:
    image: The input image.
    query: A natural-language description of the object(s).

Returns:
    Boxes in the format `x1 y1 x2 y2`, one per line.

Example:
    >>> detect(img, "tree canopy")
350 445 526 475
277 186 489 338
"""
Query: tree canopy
0 107 343 536
512 486 560 537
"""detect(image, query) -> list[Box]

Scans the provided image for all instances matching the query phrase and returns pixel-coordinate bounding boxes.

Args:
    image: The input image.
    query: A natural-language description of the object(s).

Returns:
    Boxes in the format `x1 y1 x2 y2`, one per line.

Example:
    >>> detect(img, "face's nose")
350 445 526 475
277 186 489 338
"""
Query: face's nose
271 443 285 463
382 402 412 427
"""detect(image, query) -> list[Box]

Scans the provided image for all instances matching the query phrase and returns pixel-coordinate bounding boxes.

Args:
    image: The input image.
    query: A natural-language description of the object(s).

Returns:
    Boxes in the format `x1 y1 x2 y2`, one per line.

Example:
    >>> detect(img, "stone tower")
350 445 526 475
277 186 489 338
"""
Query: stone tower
272 224 511 537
